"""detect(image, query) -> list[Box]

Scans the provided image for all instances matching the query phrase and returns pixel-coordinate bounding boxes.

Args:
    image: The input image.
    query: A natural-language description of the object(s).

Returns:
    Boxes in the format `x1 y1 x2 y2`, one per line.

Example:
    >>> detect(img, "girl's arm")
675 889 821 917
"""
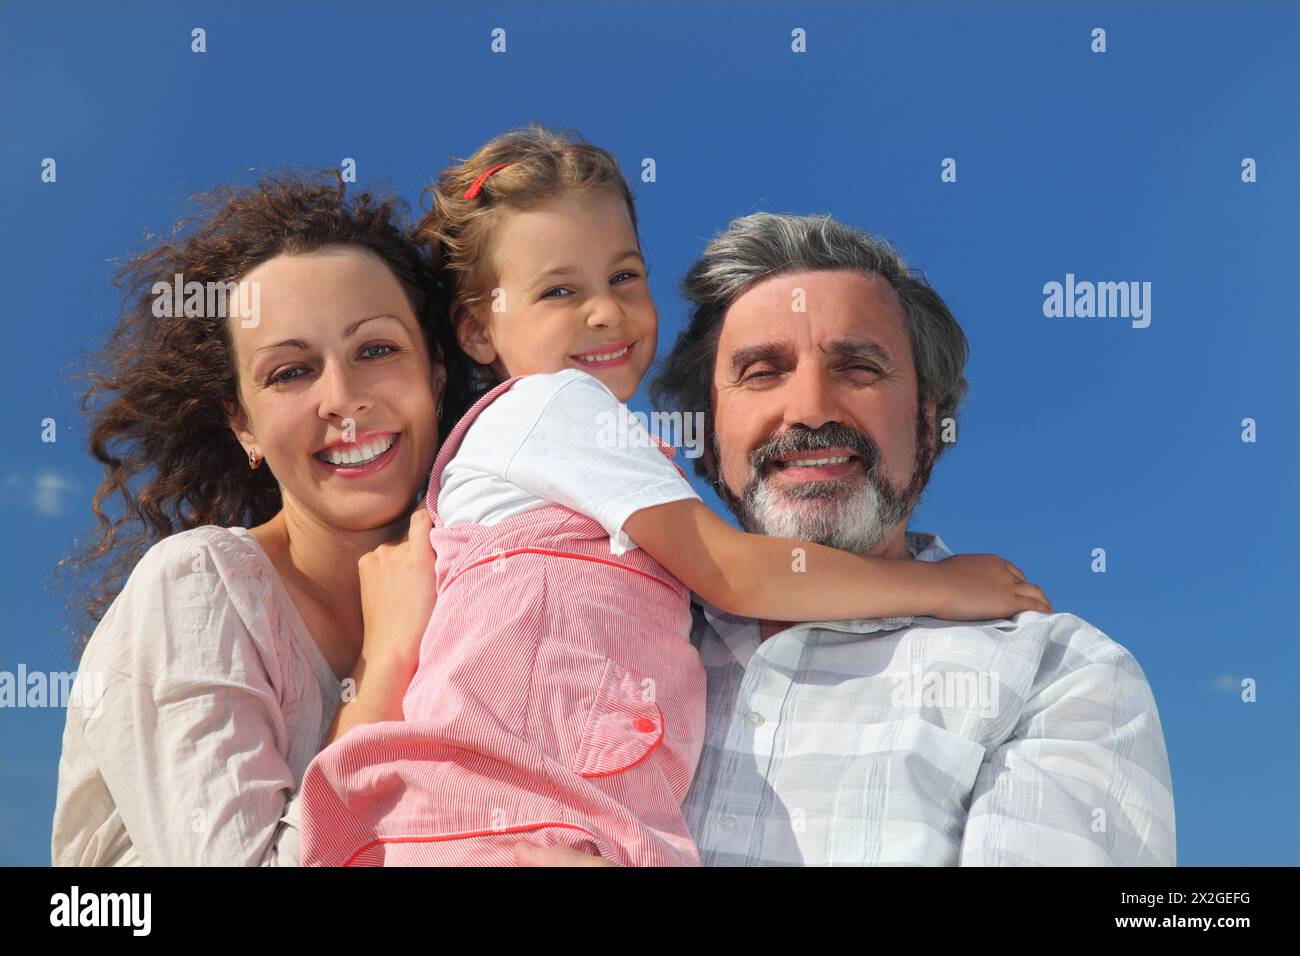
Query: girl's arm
325 506 436 743
623 498 1050 622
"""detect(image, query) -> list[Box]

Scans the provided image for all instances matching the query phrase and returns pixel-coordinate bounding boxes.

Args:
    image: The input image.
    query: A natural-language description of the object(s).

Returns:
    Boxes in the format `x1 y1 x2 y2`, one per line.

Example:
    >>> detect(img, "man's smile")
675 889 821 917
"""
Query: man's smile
760 443 867 484
769 451 860 482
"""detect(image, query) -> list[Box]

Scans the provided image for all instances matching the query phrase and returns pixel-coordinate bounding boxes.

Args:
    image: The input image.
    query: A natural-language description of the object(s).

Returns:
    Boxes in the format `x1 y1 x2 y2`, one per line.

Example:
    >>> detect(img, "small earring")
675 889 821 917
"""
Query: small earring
248 449 261 470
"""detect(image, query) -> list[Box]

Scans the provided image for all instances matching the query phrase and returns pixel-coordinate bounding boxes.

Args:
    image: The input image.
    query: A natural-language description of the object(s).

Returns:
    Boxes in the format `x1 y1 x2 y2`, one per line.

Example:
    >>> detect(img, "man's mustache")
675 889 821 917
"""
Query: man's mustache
750 424 879 476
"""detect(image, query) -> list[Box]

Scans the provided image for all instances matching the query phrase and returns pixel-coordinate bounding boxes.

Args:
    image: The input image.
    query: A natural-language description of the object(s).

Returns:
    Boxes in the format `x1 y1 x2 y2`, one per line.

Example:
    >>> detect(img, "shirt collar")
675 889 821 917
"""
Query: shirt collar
695 530 953 651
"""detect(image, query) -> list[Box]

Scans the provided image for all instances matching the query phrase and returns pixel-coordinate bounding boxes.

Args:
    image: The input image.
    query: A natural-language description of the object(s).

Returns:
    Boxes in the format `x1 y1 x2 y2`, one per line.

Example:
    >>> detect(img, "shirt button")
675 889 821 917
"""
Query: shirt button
718 816 737 832
748 710 765 727
634 717 657 733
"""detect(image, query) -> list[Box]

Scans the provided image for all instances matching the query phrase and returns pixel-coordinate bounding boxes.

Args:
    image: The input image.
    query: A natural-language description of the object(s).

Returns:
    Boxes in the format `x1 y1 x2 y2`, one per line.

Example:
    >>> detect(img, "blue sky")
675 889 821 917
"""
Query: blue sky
1 1 1295 866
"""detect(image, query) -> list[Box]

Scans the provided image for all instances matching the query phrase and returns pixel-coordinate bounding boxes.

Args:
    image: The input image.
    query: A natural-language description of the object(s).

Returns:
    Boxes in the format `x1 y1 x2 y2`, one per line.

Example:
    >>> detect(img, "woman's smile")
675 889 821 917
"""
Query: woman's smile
312 431 402 478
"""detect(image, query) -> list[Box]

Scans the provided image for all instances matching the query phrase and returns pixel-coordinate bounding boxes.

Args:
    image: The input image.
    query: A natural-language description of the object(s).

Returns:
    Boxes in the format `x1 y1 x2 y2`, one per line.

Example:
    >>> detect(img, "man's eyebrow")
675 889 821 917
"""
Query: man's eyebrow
253 314 403 356
526 250 644 291
727 337 894 376
824 337 893 366
728 341 793 376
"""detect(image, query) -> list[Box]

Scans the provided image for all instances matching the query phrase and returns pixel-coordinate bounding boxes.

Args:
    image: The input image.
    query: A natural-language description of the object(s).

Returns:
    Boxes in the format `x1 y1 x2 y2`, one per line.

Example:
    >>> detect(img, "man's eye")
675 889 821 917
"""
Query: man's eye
744 369 779 381
846 364 881 374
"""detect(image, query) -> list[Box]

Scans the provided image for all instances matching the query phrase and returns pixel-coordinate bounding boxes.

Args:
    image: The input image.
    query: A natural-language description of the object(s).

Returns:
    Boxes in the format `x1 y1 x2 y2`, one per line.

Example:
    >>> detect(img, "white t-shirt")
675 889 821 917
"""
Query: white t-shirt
436 369 700 556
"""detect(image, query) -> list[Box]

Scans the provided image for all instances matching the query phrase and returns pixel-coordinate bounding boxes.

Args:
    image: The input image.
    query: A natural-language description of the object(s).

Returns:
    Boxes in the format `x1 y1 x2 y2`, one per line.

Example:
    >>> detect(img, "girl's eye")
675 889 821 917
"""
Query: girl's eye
361 343 398 359
611 271 639 284
541 287 573 299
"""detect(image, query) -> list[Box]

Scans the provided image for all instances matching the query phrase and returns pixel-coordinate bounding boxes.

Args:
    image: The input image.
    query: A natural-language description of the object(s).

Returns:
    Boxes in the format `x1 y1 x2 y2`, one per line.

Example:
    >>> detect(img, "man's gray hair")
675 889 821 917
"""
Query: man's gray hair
651 212 969 489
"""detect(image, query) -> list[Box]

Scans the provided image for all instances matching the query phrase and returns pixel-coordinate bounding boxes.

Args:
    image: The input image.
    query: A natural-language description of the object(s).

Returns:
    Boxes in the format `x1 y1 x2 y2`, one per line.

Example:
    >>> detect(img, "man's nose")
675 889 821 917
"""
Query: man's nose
316 360 372 421
781 365 845 432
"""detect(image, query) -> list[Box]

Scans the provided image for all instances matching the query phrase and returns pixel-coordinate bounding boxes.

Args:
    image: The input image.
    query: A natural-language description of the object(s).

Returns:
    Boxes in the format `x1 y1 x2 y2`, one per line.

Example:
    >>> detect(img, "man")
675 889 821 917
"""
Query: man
518 212 1175 867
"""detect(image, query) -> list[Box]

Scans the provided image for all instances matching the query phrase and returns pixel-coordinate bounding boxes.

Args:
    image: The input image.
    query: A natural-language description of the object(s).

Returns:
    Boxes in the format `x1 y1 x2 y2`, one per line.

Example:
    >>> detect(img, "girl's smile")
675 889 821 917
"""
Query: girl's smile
569 337 638 369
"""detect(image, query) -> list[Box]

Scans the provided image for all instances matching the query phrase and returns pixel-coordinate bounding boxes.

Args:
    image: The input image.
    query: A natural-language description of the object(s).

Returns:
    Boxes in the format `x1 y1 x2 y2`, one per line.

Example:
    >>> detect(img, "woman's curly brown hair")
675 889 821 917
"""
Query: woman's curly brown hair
55 169 475 659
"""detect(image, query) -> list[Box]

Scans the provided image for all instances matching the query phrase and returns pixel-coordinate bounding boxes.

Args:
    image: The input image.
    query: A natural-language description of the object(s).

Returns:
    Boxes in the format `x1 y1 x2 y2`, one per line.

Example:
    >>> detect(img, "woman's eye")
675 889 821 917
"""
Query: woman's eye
268 367 305 385
361 343 398 359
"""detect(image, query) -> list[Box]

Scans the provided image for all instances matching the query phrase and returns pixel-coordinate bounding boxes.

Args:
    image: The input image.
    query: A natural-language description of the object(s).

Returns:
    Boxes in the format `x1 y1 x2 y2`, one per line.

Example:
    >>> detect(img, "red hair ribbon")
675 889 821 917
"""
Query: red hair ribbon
463 162 509 200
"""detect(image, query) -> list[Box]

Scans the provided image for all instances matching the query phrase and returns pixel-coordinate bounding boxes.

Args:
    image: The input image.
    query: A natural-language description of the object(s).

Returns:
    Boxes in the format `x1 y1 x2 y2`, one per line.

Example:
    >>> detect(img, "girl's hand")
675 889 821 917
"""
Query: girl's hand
925 554 1052 621
356 503 438 675
325 504 437 743
513 844 616 867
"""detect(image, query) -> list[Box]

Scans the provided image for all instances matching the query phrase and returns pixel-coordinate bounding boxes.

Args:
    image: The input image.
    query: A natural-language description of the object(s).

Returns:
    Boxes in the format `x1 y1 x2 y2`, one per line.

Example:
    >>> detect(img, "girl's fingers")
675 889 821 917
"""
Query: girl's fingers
1015 584 1051 610
1005 562 1025 583
1014 596 1053 615
1014 584 1053 614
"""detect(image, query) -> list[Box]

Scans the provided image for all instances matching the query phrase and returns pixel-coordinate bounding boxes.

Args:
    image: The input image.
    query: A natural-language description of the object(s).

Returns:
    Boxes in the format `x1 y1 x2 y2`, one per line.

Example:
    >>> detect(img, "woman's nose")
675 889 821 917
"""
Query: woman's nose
316 361 372 420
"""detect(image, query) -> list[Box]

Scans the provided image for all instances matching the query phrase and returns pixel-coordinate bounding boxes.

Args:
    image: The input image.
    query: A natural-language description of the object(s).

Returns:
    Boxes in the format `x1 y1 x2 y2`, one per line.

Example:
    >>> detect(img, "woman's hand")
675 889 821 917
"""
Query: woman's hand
324 504 437 743
926 554 1052 621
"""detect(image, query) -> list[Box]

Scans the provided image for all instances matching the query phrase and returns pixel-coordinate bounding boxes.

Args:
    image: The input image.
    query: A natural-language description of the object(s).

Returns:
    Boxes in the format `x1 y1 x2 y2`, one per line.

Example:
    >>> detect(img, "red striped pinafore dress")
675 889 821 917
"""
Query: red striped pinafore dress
298 374 706 866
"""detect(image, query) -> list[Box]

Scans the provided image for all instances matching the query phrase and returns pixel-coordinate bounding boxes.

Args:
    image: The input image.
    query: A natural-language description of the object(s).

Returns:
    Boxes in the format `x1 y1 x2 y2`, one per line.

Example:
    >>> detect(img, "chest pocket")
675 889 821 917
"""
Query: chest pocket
572 657 665 778
889 718 988 800
824 718 989 865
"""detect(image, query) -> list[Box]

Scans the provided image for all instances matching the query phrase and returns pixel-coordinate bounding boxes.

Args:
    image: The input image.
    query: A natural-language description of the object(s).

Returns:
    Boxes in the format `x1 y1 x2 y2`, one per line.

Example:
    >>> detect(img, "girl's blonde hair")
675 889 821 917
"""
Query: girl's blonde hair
415 123 640 391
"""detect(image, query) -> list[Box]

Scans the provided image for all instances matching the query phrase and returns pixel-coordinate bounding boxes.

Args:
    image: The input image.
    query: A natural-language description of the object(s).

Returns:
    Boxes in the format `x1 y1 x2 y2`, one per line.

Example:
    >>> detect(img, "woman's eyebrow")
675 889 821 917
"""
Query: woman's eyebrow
342 313 404 338
253 314 403 355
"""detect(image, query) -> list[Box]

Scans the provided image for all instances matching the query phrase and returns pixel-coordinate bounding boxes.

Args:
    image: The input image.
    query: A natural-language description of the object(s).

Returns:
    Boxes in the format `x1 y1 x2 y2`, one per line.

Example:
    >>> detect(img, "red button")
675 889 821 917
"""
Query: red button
634 717 657 733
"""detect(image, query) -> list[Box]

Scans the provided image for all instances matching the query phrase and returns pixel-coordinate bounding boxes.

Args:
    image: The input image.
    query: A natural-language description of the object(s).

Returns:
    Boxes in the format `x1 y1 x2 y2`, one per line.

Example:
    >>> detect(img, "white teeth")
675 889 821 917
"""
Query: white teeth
575 345 630 363
318 434 396 466
782 455 852 467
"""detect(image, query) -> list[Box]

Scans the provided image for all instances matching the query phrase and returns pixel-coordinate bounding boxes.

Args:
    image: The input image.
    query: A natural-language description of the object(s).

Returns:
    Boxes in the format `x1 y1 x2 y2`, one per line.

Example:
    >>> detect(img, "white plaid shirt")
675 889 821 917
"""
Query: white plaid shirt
682 532 1176 866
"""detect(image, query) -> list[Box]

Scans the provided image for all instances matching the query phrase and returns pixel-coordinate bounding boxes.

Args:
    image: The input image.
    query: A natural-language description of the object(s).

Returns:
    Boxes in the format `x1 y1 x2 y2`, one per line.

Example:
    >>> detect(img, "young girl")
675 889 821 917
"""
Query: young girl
298 126 1050 867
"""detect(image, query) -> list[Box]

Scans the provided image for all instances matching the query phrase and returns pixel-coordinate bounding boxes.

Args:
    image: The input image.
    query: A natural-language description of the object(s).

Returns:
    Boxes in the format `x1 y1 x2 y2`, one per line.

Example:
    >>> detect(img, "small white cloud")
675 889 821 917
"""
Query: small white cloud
1210 673 1243 694
32 470 78 517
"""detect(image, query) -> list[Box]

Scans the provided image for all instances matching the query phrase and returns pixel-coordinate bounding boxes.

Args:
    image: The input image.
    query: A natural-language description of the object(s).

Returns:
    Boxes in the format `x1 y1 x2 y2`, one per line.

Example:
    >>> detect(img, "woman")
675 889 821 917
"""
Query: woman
51 170 476 865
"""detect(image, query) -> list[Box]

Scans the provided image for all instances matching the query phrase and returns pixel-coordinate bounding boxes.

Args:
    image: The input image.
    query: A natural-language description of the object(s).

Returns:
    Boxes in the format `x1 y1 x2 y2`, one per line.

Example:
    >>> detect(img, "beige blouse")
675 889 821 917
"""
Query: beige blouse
51 525 342 866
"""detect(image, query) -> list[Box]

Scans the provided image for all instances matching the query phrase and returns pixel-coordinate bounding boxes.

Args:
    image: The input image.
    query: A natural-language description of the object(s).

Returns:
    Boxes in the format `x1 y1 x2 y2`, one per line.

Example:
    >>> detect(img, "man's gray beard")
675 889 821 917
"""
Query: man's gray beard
747 469 911 553
712 430 926 554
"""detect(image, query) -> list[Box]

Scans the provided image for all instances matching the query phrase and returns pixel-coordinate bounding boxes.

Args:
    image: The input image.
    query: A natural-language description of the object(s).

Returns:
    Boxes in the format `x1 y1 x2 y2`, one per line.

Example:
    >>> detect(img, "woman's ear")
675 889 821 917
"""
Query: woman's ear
225 399 257 455
430 360 447 409
455 303 497 366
